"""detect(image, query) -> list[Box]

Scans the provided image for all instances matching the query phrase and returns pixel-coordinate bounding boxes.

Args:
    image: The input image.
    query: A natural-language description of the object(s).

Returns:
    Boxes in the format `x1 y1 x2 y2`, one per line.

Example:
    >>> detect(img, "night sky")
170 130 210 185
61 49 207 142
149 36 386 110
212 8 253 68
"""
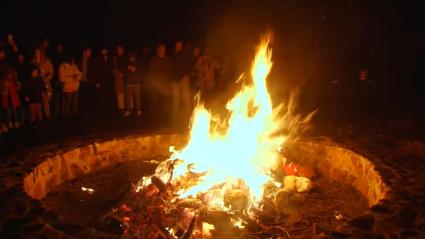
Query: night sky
1 0 425 116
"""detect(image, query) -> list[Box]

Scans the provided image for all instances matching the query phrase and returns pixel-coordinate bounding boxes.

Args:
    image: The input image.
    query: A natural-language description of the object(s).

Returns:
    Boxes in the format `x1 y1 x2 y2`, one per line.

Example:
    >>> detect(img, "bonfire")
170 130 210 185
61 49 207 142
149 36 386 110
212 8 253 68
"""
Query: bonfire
110 33 315 239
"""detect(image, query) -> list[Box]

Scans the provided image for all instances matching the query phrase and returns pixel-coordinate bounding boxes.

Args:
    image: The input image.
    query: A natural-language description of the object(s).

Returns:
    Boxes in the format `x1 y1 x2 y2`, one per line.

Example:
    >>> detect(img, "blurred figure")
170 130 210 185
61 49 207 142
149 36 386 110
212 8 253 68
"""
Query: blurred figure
140 47 150 72
40 38 50 55
59 57 81 116
31 47 54 119
172 41 192 121
123 51 143 116
112 45 127 113
189 47 201 93
6 34 19 56
148 43 173 123
15 53 32 125
25 66 45 125
51 43 65 118
195 48 219 100
1 67 21 129
92 47 115 116
0 49 8 73
78 47 95 116
0 49 9 133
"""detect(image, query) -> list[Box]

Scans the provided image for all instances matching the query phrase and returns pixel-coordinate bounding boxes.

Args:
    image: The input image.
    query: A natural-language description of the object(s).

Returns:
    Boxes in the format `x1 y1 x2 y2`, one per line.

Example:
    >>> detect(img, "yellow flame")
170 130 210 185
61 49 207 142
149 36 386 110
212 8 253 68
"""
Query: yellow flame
148 33 314 211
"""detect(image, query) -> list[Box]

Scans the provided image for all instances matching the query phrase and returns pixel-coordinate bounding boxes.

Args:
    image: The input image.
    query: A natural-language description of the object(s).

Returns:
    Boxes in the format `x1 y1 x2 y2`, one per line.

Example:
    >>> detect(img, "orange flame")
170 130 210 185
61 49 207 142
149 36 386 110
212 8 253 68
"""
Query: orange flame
145 33 314 211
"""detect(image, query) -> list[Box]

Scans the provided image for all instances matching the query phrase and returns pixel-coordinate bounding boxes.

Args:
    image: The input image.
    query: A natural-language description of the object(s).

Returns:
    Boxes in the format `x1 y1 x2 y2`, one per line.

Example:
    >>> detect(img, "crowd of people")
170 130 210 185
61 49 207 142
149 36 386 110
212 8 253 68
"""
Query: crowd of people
0 35 228 134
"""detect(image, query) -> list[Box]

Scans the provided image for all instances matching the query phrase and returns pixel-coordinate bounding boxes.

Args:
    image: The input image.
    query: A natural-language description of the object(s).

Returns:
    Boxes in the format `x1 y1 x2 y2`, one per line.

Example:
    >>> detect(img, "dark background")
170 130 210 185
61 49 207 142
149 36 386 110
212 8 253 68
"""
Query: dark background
1 0 425 121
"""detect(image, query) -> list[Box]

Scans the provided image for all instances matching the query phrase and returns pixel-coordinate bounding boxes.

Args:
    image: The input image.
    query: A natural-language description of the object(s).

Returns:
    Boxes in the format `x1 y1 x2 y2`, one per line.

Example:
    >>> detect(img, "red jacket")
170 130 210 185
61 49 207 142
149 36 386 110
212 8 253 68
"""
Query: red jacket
2 79 21 109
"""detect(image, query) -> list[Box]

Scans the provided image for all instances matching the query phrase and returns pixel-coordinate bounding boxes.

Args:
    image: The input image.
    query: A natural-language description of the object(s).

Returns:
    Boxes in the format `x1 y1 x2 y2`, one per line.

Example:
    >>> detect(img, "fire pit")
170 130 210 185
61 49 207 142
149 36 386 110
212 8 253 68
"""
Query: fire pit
17 134 384 239
1 132 423 238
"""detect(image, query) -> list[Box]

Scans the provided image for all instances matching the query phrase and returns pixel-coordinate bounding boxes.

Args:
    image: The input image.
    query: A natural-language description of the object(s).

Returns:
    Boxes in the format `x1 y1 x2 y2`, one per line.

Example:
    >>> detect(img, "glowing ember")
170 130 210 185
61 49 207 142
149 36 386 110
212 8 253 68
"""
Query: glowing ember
81 186 94 194
140 33 314 214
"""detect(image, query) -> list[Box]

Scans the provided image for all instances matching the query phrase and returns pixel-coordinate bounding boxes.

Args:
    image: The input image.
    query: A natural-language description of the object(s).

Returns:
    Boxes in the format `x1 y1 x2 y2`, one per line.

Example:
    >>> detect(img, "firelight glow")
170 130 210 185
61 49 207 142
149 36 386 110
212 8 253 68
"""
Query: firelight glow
144 33 314 211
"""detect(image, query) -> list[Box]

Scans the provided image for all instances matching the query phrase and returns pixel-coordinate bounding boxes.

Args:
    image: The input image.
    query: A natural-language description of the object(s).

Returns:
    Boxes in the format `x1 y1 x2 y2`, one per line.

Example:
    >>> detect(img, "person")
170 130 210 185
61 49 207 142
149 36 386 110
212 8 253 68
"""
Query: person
51 43 65 118
59 56 81 116
112 45 127 114
24 66 45 125
14 53 31 125
0 49 9 133
123 51 143 116
31 47 54 119
92 47 115 116
1 67 21 129
78 47 96 115
195 48 219 100
40 38 50 55
148 43 173 123
190 46 201 90
0 49 8 73
5 34 20 57
140 47 150 71
172 41 192 121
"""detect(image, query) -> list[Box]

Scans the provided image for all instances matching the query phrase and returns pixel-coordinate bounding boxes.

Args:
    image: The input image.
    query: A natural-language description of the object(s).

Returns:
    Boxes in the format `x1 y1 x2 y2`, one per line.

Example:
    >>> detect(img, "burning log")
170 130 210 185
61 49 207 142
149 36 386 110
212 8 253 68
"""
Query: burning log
180 216 196 239
151 176 167 193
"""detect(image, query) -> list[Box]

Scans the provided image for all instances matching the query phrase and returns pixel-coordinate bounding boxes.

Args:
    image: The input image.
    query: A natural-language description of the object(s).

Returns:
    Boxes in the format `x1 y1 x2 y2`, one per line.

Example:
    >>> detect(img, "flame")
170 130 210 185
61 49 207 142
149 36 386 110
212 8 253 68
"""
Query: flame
143 33 314 211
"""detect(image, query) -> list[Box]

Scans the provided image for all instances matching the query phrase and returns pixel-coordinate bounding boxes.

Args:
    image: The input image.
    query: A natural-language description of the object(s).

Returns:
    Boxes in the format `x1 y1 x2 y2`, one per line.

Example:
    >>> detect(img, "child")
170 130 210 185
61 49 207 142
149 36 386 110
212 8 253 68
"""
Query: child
1 67 21 129
25 66 45 125
123 52 142 116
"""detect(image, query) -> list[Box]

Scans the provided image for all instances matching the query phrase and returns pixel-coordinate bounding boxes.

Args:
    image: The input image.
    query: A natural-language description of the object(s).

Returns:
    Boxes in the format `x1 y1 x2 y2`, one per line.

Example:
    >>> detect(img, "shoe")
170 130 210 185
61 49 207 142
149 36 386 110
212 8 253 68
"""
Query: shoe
123 111 131 117
136 110 142 116
8 122 14 129
15 122 21 129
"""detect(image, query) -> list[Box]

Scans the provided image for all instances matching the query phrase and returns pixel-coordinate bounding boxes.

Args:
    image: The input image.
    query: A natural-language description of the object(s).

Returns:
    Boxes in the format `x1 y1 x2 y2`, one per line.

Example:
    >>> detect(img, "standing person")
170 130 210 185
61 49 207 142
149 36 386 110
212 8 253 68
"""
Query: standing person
172 41 192 122
195 48 219 101
51 43 65 118
1 67 21 129
40 38 50 56
25 66 45 125
190 47 201 92
140 46 150 71
123 51 143 116
59 57 81 116
112 45 127 114
0 49 9 133
0 49 8 73
14 53 31 125
78 47 95 116
31 47 54 119
92 47 114 116
148 43 173 124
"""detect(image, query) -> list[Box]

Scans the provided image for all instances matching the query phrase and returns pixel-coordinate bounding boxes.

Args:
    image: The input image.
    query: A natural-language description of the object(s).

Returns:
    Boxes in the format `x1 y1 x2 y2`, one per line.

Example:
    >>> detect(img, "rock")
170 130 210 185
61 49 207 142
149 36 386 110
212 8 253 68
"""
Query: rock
350 214 375 231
